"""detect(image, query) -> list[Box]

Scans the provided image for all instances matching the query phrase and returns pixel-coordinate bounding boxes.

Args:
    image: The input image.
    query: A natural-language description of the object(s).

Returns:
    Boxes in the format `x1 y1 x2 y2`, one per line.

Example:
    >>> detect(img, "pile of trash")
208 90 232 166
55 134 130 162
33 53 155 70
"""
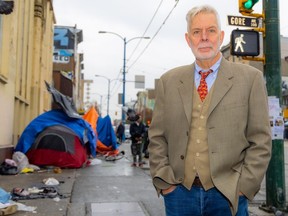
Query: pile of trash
11 187 62 202
0 152 40 175
0 151 70 215
0 176 66 215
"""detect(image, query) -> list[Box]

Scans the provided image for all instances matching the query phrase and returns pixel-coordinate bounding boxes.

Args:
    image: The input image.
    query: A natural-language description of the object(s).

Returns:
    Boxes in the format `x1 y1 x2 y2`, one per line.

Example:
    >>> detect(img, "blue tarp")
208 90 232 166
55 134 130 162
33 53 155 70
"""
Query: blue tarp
97 115 119 150
15 109 97 157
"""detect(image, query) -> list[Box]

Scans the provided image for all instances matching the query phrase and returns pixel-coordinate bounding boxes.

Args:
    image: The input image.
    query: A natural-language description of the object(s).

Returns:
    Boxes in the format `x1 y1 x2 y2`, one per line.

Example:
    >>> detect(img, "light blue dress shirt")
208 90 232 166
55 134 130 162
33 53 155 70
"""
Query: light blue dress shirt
194 56 222 91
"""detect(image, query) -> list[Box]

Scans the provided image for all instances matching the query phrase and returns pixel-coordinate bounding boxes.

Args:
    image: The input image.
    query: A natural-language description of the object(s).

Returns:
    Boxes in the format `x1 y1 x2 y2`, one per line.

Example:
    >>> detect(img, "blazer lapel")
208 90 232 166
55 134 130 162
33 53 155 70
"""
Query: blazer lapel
178 65 194 124
208 59 233 117
175 60 234 122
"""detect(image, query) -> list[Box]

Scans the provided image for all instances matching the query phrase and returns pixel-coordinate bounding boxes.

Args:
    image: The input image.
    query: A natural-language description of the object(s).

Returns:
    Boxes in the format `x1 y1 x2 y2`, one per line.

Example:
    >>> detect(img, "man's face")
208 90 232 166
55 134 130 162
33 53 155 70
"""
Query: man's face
185 12 224 61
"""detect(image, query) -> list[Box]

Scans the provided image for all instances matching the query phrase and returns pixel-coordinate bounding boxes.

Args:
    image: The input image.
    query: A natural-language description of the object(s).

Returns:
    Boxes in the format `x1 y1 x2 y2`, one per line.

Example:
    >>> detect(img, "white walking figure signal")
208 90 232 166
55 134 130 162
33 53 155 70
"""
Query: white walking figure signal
234 34 246 52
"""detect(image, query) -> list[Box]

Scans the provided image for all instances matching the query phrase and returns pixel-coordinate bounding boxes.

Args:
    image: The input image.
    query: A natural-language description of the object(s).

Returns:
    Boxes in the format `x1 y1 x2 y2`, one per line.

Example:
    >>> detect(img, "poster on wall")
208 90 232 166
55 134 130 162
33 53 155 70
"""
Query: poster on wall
268 96 284 140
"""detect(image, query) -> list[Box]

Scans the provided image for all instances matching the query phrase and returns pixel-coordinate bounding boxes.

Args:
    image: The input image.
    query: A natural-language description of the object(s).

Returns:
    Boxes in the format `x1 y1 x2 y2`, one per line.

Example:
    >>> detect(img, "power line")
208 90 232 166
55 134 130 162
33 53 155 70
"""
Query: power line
127 0 164 61
110 70 122 96
128 0 180 72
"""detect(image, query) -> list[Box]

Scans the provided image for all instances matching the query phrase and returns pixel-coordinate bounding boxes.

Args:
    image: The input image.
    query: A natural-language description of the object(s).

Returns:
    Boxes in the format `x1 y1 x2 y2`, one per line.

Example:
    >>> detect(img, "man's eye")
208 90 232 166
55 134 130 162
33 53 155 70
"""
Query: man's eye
192 31 200 36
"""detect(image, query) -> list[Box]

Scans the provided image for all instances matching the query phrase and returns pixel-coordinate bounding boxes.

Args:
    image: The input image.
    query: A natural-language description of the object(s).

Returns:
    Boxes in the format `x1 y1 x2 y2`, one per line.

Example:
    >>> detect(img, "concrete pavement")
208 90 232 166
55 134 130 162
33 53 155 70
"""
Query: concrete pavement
68 140 164 216
0 140 287 215
0 141 165 216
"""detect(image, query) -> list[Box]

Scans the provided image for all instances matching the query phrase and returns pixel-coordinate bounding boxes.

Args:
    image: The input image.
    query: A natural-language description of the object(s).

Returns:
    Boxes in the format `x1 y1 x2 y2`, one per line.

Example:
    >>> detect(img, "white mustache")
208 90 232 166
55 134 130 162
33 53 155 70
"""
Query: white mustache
198 42 212 49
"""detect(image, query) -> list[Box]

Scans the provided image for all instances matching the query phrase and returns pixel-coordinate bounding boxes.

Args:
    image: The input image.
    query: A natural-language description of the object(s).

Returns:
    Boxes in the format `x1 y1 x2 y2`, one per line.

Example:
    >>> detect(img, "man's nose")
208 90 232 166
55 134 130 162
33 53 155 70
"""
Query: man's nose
201 31 208 41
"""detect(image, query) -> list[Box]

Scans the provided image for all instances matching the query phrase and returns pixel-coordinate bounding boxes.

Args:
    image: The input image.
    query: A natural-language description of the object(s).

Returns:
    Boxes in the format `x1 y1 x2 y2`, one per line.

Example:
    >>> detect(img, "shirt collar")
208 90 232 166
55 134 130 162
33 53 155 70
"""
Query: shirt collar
195 55 222 74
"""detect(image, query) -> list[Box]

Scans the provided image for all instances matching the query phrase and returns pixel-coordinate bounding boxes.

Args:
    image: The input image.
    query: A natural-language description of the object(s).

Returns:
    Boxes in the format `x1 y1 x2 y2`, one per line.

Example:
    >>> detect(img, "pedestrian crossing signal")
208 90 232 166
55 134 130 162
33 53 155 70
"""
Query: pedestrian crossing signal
230 29 259 56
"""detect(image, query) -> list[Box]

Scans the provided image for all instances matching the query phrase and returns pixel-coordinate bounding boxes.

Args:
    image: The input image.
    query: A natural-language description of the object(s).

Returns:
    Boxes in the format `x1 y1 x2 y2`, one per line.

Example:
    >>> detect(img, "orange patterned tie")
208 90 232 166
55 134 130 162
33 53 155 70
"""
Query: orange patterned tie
197 69 212 101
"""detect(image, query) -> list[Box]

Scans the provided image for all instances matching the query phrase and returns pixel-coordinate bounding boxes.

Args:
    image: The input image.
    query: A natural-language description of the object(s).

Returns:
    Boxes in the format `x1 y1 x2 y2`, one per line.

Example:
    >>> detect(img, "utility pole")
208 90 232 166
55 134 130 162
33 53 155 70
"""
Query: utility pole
98 31 150 123
263 0 286 210
237 0 286 211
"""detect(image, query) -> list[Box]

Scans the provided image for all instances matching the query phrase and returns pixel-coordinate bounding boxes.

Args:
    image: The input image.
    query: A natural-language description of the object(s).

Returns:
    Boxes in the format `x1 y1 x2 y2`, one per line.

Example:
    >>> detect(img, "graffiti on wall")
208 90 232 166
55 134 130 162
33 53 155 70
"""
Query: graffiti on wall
53 26 83 63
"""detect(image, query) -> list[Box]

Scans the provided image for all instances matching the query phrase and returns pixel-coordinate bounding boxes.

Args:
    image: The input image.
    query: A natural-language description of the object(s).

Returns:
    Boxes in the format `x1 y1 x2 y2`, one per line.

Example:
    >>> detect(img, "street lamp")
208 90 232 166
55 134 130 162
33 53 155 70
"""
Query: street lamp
98 31 150 122
95 74 119 116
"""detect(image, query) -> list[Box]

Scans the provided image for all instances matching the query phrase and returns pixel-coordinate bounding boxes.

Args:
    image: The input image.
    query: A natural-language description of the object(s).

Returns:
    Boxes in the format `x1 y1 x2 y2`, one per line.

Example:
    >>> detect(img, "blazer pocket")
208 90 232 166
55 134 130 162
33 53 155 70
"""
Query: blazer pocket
219 102 247 110
218 90 249 110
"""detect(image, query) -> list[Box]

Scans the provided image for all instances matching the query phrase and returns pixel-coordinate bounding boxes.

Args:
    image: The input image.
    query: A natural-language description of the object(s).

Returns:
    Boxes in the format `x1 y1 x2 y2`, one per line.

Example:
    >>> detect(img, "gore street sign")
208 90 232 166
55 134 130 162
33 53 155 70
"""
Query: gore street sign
227 15 259 28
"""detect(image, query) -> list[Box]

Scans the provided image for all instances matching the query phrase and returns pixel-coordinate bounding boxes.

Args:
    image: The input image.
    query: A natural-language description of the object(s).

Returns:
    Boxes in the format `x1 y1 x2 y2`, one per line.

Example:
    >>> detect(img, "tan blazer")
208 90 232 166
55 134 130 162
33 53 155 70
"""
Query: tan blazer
148 58 272 215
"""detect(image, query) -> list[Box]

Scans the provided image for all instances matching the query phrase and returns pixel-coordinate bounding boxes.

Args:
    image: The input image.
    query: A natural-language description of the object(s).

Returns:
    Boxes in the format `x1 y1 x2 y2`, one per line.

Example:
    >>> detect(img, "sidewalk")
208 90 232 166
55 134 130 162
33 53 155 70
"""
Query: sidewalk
0 167 76 215
0 140 287 215
0 141 164 216
248 140 288 216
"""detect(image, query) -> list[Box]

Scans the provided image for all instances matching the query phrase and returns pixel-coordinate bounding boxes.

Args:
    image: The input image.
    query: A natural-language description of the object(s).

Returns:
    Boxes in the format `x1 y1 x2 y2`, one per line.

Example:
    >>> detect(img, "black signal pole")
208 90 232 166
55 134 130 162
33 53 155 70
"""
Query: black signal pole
263 0 287 211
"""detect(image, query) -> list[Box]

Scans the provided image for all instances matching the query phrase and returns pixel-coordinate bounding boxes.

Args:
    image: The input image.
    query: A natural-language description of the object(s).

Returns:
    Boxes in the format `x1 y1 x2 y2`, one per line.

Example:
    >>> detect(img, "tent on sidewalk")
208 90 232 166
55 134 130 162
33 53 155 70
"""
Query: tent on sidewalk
15 109 96 168
83 107 119 156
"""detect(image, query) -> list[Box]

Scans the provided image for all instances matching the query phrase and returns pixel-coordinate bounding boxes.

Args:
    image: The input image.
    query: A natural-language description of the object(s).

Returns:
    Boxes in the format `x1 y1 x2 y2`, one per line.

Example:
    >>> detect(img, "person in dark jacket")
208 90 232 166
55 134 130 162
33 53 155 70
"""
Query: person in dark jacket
129 115 146 167
142 124 150 158
116 122 125 143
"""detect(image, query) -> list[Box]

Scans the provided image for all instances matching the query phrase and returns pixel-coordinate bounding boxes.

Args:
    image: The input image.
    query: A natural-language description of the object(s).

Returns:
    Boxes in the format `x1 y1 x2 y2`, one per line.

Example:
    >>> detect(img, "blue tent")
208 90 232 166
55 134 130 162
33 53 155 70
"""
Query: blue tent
96 115 119 151
15 109 96 157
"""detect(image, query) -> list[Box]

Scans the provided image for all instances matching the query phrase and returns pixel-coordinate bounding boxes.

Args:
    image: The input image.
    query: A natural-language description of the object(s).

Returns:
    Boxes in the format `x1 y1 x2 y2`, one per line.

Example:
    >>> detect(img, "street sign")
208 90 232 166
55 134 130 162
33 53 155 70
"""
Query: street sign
135 75 145 89
118 93 122 104
227 15 259 28
230 29 259 56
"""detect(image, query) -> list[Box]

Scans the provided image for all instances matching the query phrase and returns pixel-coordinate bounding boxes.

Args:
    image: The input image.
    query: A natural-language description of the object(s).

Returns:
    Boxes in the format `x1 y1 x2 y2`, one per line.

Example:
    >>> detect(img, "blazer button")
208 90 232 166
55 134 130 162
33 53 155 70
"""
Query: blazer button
180 155 184 160
178 178 183 182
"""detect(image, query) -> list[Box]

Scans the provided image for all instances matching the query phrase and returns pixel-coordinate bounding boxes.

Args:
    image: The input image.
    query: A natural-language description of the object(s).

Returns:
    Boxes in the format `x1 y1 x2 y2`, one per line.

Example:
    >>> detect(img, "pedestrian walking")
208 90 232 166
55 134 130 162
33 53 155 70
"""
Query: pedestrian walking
148 4 272 216
142 124 150 158
116 122 124 143
130 114 146 167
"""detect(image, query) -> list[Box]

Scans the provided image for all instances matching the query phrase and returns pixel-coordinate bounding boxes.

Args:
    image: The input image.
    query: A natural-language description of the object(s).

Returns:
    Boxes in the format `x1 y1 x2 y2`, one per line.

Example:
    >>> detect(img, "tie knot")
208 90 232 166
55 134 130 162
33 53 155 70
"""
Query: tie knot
199 69 213 79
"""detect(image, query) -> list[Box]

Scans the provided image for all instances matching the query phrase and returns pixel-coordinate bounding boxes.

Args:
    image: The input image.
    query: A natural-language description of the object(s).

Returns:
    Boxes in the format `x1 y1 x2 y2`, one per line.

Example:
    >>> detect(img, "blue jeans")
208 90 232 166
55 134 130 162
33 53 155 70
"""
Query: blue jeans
163 185 248 216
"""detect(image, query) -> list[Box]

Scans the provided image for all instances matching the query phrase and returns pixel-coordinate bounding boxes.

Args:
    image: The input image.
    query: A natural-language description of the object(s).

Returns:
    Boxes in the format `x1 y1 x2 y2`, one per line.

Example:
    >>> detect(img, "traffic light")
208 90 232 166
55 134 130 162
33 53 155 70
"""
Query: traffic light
239 0 259 13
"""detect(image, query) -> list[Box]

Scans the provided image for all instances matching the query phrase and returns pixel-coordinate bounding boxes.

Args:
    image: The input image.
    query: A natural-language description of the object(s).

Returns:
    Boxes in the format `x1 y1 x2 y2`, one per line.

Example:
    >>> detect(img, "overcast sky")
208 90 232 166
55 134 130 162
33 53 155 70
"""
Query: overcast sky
53 0 288 119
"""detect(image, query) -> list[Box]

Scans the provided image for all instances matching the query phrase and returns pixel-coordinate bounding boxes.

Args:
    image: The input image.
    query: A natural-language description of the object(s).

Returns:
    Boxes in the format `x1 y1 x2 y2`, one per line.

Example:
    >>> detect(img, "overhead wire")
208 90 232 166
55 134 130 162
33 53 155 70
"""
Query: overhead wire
109 0 165 99
127 0 180 72
110 0 180 100
95 1 166 102
109 70 122 97
127 0 164 62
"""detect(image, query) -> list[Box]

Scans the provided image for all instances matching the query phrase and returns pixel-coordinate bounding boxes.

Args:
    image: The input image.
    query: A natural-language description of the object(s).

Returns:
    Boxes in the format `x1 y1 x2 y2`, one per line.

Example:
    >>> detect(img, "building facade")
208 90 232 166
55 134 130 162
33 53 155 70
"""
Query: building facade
53 25 84 113
0 0 55 161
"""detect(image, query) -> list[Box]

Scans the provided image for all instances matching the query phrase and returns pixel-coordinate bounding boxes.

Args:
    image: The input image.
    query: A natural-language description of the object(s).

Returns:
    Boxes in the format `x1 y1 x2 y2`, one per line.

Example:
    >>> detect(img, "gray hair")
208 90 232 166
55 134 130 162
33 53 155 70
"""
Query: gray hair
186 5 221 32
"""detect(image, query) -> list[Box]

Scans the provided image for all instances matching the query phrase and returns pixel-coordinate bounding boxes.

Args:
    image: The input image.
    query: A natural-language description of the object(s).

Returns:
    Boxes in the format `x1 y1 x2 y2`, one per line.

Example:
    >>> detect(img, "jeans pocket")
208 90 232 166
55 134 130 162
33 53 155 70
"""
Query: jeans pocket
162 185 179 197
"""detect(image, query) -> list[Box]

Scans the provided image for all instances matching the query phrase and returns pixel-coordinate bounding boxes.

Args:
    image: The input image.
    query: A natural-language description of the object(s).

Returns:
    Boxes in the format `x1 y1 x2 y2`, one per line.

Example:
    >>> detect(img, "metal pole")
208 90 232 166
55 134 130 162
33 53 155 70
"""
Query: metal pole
98 31 150 122
99 95 103 116
122 38 127 123
95 75 110 116
263 0 286 210
107 79 110 115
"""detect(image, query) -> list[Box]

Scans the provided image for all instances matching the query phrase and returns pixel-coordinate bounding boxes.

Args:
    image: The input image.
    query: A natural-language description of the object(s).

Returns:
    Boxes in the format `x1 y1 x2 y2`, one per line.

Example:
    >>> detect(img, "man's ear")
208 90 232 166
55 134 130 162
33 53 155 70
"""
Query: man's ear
219 30 225 45
185 33 192 47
